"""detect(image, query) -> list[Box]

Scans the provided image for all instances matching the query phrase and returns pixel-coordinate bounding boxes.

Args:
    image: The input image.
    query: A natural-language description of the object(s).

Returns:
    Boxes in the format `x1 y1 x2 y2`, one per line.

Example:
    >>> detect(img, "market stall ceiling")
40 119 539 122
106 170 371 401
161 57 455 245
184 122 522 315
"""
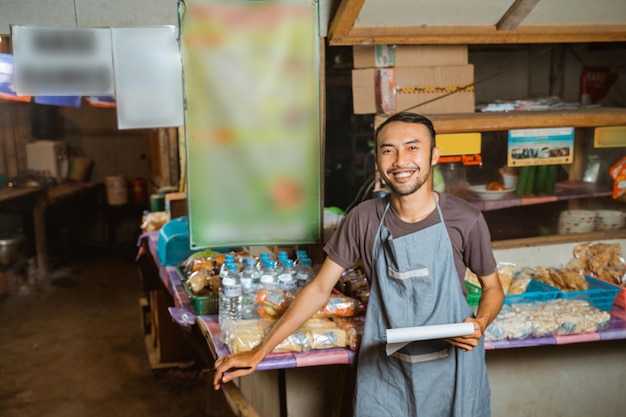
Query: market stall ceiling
328 0 626 45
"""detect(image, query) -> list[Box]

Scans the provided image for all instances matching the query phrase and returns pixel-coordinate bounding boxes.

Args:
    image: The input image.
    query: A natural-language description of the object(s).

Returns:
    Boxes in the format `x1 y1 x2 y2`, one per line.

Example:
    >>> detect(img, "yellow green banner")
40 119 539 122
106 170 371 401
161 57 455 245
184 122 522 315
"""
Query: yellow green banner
181 0 321 248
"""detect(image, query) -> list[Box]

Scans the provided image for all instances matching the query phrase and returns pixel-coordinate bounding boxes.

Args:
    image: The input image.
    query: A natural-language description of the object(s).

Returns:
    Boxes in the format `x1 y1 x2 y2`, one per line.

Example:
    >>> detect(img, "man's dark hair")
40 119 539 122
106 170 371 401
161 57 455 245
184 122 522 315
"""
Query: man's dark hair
374 112 437 151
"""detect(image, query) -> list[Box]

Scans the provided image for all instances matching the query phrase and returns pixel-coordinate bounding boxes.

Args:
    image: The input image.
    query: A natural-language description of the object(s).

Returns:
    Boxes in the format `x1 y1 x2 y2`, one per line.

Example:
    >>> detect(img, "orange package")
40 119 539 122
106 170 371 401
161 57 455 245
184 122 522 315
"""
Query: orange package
610 156 626 199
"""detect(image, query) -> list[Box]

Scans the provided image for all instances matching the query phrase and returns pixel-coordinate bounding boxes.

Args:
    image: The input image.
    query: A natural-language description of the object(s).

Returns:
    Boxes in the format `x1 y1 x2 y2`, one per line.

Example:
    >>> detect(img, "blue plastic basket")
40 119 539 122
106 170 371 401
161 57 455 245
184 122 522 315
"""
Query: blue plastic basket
157 217 196 266
557 276 621 311
503 279 560 305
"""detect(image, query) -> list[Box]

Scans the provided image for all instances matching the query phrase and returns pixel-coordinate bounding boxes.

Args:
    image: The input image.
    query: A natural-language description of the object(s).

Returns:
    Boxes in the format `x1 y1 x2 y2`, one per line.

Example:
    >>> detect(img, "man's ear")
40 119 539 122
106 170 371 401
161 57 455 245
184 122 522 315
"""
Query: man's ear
431 146 441 166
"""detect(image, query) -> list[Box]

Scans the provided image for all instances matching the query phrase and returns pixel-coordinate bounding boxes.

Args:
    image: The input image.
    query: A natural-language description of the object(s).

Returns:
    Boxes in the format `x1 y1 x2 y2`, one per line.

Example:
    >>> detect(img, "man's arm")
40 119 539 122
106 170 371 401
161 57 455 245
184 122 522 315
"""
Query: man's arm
445 271 503 351
213 257 346 390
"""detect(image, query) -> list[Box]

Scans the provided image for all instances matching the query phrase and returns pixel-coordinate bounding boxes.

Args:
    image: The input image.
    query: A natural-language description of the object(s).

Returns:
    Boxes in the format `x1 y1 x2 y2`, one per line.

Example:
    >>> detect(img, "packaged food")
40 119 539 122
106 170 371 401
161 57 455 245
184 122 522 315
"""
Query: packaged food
313 294 362 318
333 316 365 351
497 262 515 294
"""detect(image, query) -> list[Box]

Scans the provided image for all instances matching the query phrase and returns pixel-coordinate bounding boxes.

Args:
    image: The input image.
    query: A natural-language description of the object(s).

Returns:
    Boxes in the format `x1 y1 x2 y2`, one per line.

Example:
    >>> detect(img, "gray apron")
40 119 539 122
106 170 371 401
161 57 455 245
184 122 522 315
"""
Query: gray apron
353 197 490 417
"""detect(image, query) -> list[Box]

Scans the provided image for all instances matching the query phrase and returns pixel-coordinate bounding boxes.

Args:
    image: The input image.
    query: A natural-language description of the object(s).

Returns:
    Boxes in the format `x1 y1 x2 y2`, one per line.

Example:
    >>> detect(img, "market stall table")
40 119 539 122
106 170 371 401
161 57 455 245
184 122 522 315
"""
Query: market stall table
140 230 626 417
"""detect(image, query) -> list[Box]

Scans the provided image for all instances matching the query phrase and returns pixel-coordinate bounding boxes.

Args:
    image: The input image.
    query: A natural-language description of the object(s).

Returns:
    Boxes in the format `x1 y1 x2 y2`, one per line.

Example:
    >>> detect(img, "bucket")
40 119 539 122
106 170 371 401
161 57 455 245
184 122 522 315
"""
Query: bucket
105 176 128 206
150 194 165 212
129 177 148 205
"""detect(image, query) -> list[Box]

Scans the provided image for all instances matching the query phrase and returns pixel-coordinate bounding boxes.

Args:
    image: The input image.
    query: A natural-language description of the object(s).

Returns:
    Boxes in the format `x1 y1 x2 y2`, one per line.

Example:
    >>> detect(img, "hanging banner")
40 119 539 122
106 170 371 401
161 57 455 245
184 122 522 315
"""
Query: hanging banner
182 0 321 248
507 127 574 167
112 26 184 129
0 53 31 102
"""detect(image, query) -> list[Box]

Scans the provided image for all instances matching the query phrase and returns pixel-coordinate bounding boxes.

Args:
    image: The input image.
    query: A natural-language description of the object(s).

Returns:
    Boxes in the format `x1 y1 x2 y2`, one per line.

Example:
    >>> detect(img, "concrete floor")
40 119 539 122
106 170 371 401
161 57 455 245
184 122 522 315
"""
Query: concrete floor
0 243 235 417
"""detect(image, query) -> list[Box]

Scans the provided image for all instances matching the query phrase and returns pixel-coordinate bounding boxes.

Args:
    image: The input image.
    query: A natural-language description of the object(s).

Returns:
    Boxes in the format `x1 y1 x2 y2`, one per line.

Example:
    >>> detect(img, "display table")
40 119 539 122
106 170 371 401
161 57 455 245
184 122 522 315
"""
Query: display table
140 230 626 417
140 231 355 417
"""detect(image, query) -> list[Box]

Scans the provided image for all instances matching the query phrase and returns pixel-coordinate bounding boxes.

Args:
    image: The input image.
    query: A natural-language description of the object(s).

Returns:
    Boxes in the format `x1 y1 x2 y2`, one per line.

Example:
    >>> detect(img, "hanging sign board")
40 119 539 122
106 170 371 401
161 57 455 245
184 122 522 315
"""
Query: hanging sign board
182 0 321 248
507 127 574 167
112 27 184 129
12 26 114 96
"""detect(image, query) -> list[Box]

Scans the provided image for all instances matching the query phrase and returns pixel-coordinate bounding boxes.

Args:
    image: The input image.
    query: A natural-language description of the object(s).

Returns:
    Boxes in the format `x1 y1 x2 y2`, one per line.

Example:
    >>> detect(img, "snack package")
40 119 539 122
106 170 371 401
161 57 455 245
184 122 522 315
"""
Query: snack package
333 316 365 351
255 288 290 318
485 305 533 341
486 299 611 341
497 262 516 294
228 319 276 354
571 242 626 286
610 156 626 199
312 294 362 318
301 318 347 350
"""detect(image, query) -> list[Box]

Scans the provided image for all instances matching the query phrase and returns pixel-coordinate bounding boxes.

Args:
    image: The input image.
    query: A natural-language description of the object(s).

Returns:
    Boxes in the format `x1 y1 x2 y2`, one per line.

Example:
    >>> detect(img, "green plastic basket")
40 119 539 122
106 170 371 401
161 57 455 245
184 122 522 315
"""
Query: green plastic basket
465 279 559 307
178 268 219 315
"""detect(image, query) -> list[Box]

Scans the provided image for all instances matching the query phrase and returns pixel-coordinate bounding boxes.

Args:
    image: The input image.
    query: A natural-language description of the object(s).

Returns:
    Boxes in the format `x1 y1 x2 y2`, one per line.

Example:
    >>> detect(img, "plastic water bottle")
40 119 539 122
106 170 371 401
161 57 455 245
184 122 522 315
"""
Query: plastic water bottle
260 260 278 288
258 252 272 269
295 250 308 265
240 257 261 319
219 263 242 331
296 257 315 288
219 254 236 280
278 259 297 301
276 251 289 275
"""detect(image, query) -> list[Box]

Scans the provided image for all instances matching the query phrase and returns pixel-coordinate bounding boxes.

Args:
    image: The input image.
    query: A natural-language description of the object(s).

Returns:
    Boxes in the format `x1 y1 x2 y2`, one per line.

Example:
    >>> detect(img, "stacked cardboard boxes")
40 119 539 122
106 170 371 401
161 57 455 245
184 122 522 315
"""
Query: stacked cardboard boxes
351 45 475 115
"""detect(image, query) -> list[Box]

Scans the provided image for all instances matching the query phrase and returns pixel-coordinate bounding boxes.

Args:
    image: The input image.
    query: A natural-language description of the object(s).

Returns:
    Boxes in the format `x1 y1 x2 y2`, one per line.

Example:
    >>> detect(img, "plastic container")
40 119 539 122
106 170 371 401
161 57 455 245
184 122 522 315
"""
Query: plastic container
557 276 621 311
558 210 596 234
595 210 625 231
156 217 196 266
105 176 128 205
612 285 626 308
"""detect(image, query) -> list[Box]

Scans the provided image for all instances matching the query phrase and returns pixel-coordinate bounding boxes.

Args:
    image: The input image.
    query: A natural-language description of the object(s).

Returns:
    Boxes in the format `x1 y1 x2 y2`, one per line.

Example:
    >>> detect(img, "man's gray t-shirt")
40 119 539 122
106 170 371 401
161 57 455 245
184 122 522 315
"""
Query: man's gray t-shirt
324 193 497 289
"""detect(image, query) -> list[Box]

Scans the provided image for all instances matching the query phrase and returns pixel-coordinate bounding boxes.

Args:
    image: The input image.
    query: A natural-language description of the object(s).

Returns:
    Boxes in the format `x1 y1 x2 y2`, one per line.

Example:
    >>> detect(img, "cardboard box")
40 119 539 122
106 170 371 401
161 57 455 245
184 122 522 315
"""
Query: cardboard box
353 45 468 69
353 65 475 115
352 68 378 115
164 192 187 219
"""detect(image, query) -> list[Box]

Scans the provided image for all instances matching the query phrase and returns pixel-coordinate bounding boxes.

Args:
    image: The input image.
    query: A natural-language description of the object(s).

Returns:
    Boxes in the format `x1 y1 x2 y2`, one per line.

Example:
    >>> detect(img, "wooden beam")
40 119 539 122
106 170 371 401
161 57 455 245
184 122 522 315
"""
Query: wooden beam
328 0 365 40
426 108 626 134
329 24 626 45
497 0 541 31
492 229 626 250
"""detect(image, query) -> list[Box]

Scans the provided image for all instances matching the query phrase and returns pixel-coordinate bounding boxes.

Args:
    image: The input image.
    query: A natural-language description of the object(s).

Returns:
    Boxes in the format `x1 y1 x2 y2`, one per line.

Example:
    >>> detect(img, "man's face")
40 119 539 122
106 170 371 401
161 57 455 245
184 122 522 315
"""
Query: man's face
376 121 439 196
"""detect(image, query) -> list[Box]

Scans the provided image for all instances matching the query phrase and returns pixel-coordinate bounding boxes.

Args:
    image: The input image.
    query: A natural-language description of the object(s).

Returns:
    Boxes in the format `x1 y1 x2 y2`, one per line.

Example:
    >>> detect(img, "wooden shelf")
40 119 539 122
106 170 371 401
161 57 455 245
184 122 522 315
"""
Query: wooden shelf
465 181 612 212
427 107 626 134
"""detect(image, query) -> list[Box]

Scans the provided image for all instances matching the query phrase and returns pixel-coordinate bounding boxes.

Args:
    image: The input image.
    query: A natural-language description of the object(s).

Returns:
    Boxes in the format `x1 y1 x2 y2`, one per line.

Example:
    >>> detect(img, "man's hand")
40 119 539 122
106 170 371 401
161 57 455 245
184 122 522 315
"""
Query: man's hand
443 317 482 352
212 350 263 390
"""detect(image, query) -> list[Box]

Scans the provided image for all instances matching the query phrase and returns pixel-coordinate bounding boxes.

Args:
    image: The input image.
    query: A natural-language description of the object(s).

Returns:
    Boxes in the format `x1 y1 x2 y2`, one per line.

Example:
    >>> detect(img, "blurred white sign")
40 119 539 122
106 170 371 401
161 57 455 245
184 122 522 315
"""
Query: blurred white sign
112 26 184 129
12 25 114 96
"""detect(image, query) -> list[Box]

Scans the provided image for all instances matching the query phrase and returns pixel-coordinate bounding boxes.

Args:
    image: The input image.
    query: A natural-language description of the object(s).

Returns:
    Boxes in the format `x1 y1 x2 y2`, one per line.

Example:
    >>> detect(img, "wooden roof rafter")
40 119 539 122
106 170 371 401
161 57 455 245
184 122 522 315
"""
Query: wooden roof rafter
327 0 626 45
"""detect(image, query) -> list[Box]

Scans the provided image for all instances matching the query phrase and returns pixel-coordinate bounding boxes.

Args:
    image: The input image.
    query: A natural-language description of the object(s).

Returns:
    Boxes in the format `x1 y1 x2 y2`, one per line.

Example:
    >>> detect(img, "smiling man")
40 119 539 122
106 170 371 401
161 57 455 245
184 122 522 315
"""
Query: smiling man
213 112 504 417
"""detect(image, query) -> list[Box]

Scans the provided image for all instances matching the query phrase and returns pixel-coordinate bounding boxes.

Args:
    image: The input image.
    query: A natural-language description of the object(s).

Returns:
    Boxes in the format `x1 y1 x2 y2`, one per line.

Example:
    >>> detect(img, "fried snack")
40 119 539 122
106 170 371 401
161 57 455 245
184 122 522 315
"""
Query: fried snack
595 265 626 285
573 243 592 260
507 274 531 295
555 268 588 291
497 263 515 294
187 269 210 294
